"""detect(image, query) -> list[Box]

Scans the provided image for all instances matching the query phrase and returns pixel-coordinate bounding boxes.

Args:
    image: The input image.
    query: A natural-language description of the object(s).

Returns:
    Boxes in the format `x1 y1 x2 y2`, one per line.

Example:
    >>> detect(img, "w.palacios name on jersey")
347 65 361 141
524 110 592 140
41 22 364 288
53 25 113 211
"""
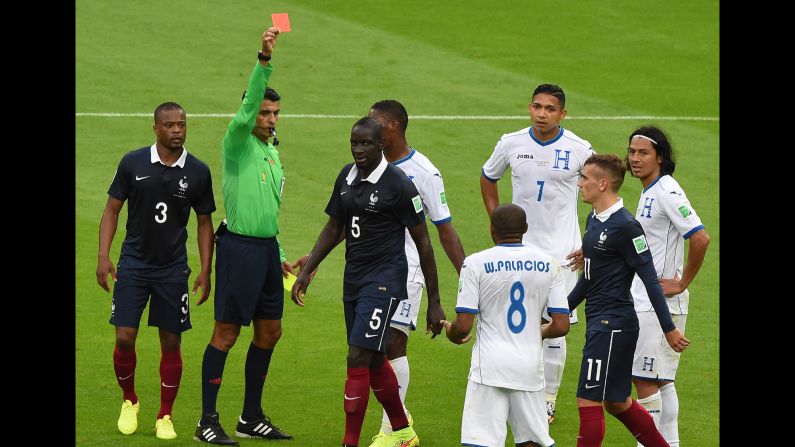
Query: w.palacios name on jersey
483 259 551 274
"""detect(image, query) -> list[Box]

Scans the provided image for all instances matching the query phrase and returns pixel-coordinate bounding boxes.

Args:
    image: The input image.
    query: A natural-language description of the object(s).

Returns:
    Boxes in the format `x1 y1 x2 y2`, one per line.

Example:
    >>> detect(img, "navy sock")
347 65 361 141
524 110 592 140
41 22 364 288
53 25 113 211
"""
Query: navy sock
201 344 228 416
241 343 274 421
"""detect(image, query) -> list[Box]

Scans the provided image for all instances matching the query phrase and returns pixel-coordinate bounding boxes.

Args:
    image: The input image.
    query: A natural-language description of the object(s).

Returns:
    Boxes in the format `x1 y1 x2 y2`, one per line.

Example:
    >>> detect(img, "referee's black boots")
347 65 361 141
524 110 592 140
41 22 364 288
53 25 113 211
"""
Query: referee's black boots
194 412 239 446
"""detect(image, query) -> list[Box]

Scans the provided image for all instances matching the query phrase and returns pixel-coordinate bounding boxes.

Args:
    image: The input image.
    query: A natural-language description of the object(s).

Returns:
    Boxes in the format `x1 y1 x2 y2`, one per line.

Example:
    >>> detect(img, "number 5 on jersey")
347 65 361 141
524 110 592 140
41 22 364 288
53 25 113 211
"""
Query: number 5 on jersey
351 216 360 238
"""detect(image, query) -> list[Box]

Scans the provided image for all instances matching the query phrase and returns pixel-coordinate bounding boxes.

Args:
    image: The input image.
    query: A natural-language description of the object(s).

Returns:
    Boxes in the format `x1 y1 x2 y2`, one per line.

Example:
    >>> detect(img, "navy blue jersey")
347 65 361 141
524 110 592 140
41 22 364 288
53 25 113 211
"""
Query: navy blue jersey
577 206 653 332
108 146 215 280
326 161 425 300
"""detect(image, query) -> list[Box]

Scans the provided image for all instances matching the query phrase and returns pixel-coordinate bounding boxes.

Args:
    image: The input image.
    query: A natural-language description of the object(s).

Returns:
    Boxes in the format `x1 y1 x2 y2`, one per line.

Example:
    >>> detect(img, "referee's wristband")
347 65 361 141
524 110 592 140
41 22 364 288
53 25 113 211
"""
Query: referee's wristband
258 50 272 61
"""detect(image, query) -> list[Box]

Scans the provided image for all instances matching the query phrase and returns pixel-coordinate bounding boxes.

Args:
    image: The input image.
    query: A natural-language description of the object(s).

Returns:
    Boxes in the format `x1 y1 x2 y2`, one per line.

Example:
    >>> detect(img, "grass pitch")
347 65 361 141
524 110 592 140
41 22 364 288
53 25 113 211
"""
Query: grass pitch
76 1 718 445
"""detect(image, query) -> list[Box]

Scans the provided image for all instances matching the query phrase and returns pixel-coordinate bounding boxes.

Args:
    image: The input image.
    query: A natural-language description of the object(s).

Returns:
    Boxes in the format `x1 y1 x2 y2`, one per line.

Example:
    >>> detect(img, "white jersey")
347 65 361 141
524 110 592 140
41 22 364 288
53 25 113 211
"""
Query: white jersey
394 148 451 284
631 175 704 314
455 244 569 391
482 127 595 262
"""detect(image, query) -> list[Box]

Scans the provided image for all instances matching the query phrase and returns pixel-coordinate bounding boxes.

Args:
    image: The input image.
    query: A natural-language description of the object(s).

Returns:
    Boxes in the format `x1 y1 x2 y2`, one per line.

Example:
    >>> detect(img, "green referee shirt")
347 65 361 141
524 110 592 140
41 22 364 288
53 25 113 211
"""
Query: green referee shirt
221 62 287 261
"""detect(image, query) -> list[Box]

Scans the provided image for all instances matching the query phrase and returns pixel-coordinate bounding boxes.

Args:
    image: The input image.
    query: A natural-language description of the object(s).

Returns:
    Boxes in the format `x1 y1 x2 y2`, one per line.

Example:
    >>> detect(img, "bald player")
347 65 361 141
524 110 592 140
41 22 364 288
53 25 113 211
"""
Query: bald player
442 204 570 447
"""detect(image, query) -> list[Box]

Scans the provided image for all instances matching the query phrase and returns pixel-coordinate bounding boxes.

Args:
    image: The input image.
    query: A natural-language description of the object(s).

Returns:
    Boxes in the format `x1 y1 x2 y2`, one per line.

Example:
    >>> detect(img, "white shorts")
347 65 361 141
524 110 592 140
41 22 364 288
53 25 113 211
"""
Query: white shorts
461 380 554 447
542 266 578 324
632 312 688 381
390 281 423 335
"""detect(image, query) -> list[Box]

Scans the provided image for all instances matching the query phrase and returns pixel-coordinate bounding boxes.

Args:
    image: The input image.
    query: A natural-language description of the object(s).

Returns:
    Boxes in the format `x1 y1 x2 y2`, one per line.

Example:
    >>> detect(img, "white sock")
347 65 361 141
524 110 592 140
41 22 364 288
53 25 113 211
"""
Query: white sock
636 390 663 447
380 356 410 433
543 336 566 396
659 383 679 446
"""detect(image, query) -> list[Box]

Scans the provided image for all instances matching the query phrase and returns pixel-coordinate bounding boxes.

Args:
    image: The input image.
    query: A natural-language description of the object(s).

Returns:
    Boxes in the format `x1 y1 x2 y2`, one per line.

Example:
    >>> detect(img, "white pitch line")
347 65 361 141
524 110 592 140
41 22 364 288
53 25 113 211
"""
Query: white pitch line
75 112 718 121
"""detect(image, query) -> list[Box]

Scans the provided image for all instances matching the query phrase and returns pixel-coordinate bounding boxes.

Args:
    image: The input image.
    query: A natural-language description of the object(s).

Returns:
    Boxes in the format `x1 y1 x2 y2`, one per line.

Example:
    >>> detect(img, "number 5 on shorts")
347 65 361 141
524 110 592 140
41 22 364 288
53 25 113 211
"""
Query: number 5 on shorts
369 308 382 330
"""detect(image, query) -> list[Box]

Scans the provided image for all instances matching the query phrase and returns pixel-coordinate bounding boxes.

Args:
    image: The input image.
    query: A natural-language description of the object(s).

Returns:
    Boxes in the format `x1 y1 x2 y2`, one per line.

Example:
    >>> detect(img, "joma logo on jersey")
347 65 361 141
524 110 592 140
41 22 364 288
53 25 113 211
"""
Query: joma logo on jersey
516 154 534 159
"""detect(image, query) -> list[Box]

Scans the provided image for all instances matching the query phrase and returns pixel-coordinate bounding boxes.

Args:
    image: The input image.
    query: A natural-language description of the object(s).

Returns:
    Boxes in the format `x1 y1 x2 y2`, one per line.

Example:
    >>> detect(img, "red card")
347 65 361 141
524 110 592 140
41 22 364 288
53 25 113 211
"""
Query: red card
271 13 291 32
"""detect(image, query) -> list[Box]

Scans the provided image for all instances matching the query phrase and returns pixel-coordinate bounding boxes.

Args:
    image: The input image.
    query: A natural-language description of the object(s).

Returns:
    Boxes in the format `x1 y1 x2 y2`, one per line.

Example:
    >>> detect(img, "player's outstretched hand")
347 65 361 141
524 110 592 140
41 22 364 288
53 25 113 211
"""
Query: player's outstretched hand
291 254 318 282
193 270 211 305
440 319 472 344
565 249 584 271
96 256 117 292
426 302 446 339
291 274 309 307
664 328 690 353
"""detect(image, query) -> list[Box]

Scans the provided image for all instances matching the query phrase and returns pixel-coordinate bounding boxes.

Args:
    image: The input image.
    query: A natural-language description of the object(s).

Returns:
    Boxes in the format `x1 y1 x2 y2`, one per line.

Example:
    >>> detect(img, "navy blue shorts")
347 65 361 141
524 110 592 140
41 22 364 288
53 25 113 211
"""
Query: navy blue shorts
577 329 639 402
110 271 191 334
344 295 401 352
213 231 284 325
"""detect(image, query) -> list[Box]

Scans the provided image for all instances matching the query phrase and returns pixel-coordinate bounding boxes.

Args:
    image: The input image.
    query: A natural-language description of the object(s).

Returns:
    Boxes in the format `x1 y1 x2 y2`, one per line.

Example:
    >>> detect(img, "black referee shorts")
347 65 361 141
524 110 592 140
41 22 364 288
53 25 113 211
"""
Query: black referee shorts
213 230 284 325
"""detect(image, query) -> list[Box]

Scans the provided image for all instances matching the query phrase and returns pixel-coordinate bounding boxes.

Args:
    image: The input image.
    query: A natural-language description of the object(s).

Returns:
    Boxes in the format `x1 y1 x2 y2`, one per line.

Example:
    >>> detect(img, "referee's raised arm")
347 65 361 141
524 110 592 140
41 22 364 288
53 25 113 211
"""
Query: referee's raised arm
223 27 280 158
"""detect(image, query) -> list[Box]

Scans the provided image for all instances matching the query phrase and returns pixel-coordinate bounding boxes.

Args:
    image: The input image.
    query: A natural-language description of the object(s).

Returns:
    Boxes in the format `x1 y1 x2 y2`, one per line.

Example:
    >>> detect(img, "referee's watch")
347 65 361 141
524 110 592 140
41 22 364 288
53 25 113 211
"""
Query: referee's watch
258 50 272 61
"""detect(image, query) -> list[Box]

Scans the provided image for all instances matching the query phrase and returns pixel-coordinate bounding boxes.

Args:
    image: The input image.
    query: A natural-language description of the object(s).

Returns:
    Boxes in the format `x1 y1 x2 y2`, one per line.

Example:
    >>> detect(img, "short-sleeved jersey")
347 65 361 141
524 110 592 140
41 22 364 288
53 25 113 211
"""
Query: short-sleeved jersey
482 127 595 261
578 199 653 333
325 157 425 301
455 244 568 391
631 175 705 314
108 145 215 280
221 62 285 241
393 148 451 283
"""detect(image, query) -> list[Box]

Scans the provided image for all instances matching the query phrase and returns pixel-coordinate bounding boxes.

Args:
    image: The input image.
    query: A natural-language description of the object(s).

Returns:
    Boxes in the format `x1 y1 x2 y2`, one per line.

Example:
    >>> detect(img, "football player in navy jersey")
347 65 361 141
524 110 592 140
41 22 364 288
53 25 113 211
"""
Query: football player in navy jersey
290 117 443 447
567 154 688 447
97 102 215 440
366 99 465 446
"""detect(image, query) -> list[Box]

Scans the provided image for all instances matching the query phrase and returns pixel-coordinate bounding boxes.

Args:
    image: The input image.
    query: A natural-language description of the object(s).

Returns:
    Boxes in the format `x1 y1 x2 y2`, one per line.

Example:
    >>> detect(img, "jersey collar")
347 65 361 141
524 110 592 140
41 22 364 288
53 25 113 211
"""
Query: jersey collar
642 175 663 193
593 197 624 222
345 156 388 185
529 126 564 146
150 144 187 168
393 147 416 165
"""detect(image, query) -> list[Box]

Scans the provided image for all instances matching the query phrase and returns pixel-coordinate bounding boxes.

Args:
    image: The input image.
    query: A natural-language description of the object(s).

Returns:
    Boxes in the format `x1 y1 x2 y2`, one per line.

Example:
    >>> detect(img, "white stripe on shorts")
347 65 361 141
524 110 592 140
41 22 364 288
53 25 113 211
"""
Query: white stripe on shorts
603 329 622 401
379 297 398 351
